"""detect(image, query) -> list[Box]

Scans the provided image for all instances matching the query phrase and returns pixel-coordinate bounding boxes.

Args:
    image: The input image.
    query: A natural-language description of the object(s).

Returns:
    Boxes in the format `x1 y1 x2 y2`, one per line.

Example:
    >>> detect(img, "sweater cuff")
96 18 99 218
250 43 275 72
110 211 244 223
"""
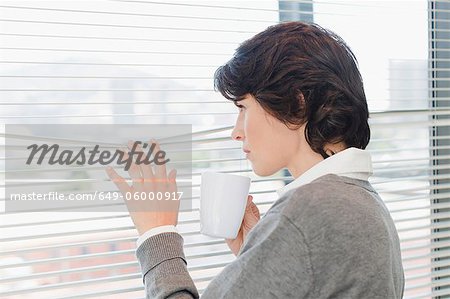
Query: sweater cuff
135 232 187 284
136 225 178 248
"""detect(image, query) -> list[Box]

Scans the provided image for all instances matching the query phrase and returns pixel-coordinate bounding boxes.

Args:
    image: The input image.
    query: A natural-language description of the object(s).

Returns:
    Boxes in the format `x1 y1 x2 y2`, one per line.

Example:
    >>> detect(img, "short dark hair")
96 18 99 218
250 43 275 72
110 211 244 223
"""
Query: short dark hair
214 21 370 159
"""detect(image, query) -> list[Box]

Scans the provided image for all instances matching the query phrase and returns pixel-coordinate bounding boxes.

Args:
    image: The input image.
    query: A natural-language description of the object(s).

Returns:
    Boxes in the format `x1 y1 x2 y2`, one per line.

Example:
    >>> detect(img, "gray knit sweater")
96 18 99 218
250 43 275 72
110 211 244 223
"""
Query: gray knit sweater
136 174 405 298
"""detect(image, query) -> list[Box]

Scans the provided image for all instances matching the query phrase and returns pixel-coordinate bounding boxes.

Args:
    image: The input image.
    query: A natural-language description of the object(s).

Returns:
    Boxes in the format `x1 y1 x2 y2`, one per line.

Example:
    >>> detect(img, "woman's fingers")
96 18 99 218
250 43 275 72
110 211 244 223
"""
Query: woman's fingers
135 141 155 183
153 139 168 182
168 169 177 191
106 166 131 194
120 140 174 193
245 195 254 211
246 195 260 219
105 140 181 232
250 203 260 220
124 144 143 188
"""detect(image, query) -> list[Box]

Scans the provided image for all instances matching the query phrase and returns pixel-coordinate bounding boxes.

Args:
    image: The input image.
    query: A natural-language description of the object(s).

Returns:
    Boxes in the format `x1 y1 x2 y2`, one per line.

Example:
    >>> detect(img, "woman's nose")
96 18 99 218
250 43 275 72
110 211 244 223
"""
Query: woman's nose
231 126 244 141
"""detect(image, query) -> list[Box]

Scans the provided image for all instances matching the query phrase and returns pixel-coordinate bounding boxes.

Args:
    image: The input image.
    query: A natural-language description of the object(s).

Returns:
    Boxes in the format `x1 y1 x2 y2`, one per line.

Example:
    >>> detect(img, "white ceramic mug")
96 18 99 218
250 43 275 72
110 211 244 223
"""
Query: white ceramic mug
200 172 251 239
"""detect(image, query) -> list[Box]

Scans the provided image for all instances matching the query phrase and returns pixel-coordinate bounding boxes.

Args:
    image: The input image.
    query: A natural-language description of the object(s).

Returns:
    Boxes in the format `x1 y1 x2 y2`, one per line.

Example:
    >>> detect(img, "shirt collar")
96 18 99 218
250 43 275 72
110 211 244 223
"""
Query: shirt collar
276 147 373 198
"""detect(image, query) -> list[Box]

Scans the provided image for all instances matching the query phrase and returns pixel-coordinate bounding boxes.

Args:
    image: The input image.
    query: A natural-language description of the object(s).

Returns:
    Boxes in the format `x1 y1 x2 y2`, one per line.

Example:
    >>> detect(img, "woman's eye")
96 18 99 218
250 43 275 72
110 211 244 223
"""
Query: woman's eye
236 104 245 110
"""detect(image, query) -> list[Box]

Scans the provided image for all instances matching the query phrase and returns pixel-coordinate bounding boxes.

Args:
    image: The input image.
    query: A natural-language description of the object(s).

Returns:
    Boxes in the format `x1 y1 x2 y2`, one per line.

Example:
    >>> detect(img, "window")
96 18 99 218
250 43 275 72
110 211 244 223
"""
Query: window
0 1 445 298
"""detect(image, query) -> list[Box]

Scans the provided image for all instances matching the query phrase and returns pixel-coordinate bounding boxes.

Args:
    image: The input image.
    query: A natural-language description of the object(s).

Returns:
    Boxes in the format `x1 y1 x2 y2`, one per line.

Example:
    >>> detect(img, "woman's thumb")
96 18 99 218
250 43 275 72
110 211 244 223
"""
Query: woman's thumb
245 195 252 206
246 195 255 209
245 195 260 220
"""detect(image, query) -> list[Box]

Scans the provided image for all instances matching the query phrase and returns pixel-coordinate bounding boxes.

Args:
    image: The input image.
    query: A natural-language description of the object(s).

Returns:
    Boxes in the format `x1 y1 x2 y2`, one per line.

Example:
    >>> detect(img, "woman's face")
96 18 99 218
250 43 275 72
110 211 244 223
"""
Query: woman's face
231 94 303 176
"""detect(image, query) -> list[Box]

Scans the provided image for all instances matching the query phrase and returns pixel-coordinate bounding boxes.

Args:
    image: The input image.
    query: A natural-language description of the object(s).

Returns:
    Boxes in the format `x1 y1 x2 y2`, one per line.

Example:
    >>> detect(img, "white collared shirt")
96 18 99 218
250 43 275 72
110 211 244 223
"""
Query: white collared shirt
276 147 373 198
136 147 373 248
136 225 178 248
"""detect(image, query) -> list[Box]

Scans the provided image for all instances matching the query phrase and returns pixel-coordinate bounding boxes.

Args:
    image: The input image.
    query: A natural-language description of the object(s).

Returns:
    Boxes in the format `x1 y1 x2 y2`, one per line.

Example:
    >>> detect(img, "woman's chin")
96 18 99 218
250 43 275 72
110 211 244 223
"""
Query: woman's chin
251 164 279 177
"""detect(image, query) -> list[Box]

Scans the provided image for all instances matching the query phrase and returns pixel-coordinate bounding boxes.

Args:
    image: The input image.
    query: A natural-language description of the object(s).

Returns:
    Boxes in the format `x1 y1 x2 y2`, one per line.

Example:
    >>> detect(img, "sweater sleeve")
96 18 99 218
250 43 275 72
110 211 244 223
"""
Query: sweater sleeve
201 213 314 298
135 232 199 299
135 214 313 299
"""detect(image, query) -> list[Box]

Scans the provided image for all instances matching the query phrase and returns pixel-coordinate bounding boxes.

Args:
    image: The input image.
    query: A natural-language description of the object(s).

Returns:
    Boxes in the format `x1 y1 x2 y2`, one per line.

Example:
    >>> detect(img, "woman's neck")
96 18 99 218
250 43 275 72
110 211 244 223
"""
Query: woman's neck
287 143 347 179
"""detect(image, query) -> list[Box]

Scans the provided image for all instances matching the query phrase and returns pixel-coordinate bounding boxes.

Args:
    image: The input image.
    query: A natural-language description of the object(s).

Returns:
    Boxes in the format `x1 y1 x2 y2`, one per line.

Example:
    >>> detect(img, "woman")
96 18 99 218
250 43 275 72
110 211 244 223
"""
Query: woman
106 21 405 298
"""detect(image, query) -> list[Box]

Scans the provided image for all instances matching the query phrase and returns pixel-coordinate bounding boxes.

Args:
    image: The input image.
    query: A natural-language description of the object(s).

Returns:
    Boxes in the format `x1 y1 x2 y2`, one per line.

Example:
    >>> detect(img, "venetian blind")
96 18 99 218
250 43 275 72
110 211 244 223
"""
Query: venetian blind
0 1 446 298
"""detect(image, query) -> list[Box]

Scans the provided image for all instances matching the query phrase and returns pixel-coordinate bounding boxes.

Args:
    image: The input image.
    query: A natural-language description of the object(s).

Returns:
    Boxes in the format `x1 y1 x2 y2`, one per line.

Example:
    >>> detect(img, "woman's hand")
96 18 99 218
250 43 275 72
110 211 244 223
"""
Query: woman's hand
105 140 180 235
225 195 260 256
